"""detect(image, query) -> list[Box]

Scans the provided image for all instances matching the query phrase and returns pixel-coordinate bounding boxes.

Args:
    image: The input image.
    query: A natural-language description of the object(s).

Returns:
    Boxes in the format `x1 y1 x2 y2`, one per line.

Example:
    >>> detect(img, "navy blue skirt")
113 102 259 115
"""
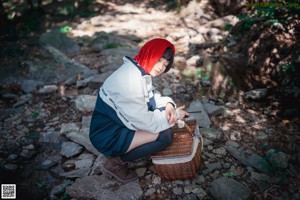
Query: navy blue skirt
89 95 135 157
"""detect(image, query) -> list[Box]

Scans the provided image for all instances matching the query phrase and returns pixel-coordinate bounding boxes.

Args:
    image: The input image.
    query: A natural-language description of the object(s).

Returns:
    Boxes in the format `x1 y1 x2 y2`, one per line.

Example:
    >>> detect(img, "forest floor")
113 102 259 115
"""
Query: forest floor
0 0 299 200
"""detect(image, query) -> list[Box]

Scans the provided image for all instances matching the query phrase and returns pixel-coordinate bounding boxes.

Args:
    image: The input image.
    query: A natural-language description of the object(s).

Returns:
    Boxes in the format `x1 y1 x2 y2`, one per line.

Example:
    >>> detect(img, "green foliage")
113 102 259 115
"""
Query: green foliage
224 24 233 31
60 26 73 33
237 1 300 32
263 148 288 183
59 193 70 200
103 42 119 49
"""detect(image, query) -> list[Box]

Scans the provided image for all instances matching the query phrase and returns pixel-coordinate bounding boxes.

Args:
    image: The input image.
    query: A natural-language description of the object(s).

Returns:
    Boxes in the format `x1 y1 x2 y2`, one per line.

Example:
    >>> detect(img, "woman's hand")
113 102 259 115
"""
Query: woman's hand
176 105 189 120
165 103 177 125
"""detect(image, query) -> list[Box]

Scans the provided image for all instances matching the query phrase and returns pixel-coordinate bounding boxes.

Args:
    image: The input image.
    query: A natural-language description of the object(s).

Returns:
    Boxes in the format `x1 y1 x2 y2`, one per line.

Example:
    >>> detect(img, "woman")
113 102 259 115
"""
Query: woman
90 38 189 183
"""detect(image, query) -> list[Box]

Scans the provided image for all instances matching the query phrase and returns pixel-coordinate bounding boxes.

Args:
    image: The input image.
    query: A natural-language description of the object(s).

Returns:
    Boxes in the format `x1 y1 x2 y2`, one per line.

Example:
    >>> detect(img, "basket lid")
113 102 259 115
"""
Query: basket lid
151 120 197 158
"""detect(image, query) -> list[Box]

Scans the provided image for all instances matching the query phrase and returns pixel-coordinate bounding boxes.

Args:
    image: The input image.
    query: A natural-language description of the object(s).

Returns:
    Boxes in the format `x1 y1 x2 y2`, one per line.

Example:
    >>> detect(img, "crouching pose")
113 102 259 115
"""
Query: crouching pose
90 38 188 183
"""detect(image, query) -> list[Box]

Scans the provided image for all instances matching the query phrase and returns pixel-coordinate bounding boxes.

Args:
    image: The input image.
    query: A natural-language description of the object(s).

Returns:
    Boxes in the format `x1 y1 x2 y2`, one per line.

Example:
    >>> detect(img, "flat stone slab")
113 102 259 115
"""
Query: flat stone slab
66 175 142 200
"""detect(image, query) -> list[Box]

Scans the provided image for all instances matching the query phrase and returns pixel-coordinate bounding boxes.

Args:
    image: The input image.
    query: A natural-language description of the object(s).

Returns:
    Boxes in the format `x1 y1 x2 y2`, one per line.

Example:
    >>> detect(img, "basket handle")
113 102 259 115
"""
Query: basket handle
184 123 193 135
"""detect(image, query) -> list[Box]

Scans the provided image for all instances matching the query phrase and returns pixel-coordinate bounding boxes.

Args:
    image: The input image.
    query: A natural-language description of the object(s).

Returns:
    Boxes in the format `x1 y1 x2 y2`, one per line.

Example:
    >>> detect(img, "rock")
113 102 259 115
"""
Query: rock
37 160 58 171
255 131 269 141
266 149 291 169
60 123 80 135
162 88 173 96
37 85 58 94
202 102 225 117
212 147 227 156
4 164 18 171
202 162 222 175
50 180 73 198
90 154 107 175
187 100 211 128
200 128 222 140
66 175 142 200
173 187 183 195
229 130 242 141
225 142 272 174
60 142 84 158
74 95 96 112
136 167 147 177
186 55 204 67
88 72 112 89
39 30 80 54
66 128 100 156
250 172 270 192
39 131 61 144
210 177 252 200
192 187 207 199
244 88 267 100
20 79 39 93
144 188 156 196
60 167 91 178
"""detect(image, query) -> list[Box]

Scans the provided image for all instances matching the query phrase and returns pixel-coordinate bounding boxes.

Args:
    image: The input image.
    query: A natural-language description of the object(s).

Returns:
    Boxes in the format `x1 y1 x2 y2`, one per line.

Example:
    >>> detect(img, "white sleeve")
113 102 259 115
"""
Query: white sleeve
153 90 176 109
115 91 174 133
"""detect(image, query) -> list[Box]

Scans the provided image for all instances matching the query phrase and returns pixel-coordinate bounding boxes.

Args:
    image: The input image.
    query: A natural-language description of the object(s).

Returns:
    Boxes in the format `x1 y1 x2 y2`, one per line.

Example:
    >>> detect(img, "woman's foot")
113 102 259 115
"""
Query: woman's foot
102 157 137 184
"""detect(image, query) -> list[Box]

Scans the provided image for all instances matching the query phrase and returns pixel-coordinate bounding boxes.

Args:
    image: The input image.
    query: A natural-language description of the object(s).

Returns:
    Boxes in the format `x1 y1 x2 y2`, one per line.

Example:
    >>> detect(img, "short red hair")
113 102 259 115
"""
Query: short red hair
133 38 175 74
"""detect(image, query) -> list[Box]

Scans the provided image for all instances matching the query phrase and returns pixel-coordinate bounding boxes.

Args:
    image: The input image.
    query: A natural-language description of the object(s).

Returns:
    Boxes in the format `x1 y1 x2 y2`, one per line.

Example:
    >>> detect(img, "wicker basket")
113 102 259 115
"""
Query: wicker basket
151 119 203 180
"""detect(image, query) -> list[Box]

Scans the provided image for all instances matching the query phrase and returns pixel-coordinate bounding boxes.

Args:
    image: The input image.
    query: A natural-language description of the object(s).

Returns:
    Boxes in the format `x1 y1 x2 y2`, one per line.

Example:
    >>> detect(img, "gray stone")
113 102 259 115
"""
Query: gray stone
266 149 291 169
75 158 94 169
60 123 80 135
74 95 96 112
88 72 112 89
7 154 18 161
186 55 204 67
255 131 269 140
200 128 222 140
136 167 147 177
60 142 84 158
144 188 156 196
173 187 183 195
187 100 211 128
37 85 58 94
81 116 92 129
39 131 61 144
20 79 39 93
162 88 173 96
66 129 100 156
19 149 36 159
38 160 58 171
90 154 107 175
203 162 222 174
60 167 91 178
50 180 73 197
202 102 224 117
250 172 270 192
225 143 272 174
192 187 207 199
66 175 142 200
212 147 227 156
244 88 267 100
76 76 94 88
210 177 252 200
39 30 80 54
4 164 18 171
184 185 194 194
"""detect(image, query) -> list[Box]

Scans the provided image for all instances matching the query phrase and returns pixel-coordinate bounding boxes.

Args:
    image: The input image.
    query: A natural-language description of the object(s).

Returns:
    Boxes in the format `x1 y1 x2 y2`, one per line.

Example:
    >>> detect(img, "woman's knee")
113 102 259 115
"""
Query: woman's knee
157 128 173 147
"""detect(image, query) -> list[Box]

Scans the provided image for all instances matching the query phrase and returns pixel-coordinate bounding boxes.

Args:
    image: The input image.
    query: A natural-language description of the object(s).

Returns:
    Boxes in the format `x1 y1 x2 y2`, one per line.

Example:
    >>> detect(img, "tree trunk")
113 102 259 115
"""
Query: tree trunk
0 0 9 37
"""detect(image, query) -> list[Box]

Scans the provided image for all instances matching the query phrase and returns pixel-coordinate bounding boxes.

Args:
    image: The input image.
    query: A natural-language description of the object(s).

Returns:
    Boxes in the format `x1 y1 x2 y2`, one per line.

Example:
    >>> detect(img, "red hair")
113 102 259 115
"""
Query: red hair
133 38 175 74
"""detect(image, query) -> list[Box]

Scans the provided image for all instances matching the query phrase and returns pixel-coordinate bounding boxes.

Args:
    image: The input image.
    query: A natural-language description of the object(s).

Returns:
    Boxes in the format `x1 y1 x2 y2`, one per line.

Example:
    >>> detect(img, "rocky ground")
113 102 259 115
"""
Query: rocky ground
0 0 299 200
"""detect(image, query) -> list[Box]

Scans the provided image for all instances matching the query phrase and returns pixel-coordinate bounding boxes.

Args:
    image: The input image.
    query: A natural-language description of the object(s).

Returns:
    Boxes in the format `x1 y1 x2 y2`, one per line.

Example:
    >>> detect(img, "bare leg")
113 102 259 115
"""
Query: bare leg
126 130 159 153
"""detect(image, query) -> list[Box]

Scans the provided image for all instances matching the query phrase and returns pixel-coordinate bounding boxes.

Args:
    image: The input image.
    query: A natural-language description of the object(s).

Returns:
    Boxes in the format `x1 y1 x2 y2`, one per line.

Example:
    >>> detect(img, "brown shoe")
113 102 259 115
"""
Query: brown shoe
102 157 137 184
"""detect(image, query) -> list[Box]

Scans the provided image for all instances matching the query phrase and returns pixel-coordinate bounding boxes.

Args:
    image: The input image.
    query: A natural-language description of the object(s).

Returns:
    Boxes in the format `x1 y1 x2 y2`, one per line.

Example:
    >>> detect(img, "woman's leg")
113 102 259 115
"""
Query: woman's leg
120 128 173 162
